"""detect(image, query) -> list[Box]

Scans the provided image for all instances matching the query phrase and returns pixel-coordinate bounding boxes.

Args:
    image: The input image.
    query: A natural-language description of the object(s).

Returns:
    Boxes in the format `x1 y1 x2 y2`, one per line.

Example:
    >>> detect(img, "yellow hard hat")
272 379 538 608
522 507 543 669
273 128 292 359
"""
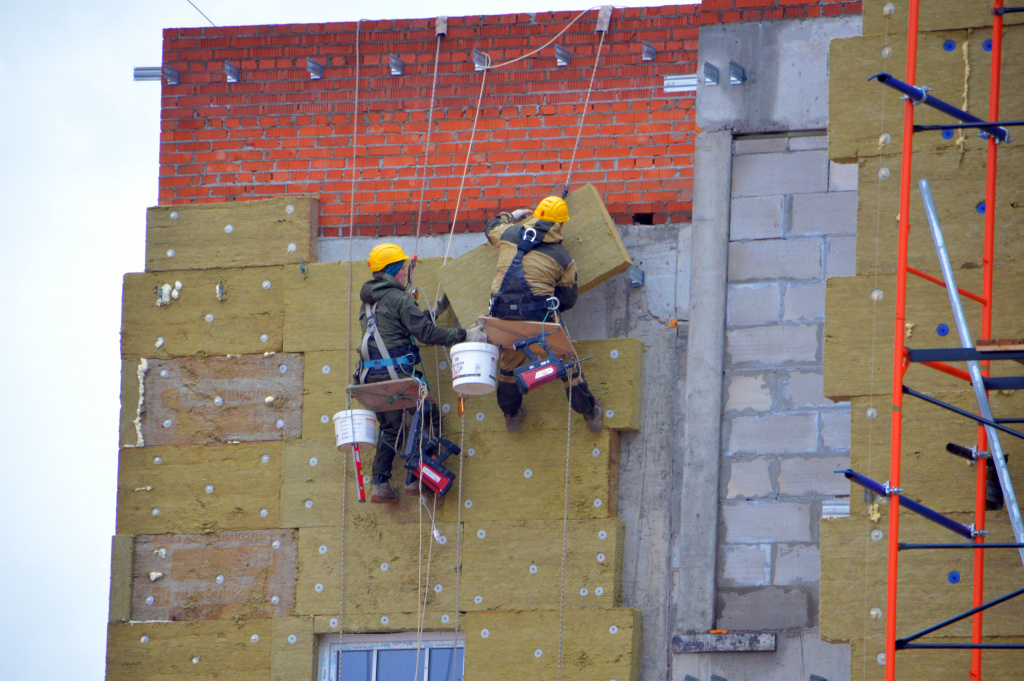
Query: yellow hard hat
534 196 570 223
367 243 408 272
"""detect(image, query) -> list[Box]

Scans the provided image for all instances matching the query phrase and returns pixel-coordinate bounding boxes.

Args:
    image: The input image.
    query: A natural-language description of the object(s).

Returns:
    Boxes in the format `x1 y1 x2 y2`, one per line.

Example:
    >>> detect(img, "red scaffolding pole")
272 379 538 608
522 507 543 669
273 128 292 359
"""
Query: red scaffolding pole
884 0 1006 679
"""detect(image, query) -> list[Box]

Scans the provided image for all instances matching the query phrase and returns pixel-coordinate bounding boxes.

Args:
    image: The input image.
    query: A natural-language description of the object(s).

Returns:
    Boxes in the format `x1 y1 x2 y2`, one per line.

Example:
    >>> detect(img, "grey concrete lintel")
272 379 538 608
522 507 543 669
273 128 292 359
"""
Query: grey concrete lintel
671 632 777 654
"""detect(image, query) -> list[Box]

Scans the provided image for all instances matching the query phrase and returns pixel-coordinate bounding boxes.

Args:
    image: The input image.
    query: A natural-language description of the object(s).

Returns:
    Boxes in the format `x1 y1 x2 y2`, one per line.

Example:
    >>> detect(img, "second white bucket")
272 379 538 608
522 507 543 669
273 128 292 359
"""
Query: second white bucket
333 409 378 455
450 342 500 395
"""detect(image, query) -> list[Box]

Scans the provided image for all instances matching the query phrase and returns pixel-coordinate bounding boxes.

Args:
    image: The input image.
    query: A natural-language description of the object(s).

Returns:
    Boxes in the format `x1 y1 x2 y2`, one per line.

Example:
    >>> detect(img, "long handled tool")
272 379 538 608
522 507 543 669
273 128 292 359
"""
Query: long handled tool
352 443 366 503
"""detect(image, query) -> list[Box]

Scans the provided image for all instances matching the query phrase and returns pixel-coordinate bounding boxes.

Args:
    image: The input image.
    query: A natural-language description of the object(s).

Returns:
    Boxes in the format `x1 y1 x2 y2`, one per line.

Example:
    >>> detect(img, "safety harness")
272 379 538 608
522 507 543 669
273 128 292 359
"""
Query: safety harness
358 302 421 382
489 223 561 321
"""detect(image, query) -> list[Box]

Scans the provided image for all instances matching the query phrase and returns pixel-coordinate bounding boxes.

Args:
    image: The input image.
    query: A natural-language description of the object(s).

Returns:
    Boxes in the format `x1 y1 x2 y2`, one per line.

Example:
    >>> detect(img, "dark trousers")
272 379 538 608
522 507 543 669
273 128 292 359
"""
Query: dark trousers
363 371 442 484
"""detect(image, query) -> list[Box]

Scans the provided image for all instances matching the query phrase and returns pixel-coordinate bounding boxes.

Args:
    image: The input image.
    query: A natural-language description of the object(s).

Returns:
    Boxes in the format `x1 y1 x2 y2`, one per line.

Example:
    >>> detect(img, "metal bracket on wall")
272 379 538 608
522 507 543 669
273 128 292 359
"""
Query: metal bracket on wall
435 16 447 36
642 41 656 62
389 54 404 76
556 44 571 67
596 5 613 32
728 61 746 85
472 49 487 71
223 60 239 83
703 62 720 86
306 58 323 80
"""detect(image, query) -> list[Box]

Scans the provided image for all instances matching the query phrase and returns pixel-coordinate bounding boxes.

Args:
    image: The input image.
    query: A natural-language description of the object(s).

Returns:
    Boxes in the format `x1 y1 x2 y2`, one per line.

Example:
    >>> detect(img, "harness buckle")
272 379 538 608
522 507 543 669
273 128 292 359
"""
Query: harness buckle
522 227 538 243
546 297 560 311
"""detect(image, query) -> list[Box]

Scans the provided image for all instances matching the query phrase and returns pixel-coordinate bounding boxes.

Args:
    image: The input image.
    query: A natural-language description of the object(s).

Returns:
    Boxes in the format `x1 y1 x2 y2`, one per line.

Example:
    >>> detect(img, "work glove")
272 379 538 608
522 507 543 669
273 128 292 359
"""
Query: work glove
465 326 488 343
511 209 532 222
430 294 451 320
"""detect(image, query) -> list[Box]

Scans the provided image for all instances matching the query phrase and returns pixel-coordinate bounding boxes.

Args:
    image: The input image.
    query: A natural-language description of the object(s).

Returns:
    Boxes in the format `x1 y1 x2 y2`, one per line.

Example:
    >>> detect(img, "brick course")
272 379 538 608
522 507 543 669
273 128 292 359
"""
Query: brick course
156 4 861 236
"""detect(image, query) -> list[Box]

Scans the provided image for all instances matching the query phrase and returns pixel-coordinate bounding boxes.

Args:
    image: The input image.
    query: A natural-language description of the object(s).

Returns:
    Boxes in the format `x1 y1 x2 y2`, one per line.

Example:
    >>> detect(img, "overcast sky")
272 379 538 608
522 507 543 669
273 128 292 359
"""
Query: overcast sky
0 1 683 678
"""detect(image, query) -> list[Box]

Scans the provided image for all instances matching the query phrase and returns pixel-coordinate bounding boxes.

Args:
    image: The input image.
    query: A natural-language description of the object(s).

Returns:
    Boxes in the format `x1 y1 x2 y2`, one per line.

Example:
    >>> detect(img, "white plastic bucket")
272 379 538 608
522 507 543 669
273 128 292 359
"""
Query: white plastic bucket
450 342 500 396
333 409 378 454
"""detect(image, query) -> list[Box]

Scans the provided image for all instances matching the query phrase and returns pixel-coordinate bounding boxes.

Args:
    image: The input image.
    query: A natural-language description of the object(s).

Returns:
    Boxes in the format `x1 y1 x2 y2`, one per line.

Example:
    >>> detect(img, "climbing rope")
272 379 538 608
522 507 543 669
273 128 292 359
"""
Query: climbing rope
441 6 610 263
414 34 444 259
450 408 467 680
338 19 363 678
556 395 574 681
563 25 608 196
861 11 892 680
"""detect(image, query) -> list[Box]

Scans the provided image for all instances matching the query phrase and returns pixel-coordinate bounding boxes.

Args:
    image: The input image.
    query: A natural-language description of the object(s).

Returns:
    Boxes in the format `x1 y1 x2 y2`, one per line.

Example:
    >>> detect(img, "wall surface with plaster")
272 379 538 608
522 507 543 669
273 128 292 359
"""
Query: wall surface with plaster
105 5 899 681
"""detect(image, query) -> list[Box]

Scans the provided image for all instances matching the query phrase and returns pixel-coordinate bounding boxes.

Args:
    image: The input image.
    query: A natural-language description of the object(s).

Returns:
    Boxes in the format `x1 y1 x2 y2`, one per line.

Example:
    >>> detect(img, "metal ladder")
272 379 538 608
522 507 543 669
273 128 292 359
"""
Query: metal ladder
919 178 1024 567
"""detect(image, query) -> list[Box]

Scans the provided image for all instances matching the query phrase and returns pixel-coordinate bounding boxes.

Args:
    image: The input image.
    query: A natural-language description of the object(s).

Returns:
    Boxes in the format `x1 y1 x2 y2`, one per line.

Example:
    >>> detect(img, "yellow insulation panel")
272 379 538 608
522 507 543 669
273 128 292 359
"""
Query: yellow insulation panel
851 148 1024 277
847 393 1024 511
116 443 283 535
439 183 632 325
106 620 272 681
121 265 299 359
294 520 622 618
861 0 1024 37
294 523 462 619
283 258 457 353
271 617 316 681
823 270 1024 399
280 430 619 527
821 515 1024 678
463 608 641 681
146 196 318 272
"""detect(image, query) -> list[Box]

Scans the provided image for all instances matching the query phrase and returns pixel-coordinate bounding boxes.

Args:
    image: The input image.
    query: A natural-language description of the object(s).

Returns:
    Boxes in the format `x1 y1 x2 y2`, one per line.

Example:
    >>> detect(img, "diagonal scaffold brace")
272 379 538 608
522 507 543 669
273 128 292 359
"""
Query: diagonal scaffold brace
917 178 1024 567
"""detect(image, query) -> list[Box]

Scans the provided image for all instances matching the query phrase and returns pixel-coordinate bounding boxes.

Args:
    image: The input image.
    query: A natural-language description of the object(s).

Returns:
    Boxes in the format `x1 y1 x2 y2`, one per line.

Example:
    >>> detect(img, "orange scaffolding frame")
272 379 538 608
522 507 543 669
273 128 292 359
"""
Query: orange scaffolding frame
883 1 1010 680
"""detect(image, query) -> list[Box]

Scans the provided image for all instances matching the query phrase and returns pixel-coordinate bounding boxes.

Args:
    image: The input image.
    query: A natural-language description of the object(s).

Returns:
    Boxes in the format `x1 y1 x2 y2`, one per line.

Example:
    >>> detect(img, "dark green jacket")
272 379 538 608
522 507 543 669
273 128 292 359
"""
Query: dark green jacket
358 272 465 355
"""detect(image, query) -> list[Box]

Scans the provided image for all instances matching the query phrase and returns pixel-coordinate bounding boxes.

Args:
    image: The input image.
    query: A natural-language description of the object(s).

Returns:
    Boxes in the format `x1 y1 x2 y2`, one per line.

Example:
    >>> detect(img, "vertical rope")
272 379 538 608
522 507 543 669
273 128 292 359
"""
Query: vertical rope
563 28 607 196
443 60 490 264
861 13 891 681
414 35 444 258
556 397 574 681
338 21 362 678
451 409 467 681
344 21 363 411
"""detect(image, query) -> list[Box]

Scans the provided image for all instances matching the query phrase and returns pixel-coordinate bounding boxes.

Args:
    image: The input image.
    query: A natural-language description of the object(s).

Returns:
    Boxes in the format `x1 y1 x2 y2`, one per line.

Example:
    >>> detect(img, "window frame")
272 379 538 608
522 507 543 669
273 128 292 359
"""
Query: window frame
317 631 465 681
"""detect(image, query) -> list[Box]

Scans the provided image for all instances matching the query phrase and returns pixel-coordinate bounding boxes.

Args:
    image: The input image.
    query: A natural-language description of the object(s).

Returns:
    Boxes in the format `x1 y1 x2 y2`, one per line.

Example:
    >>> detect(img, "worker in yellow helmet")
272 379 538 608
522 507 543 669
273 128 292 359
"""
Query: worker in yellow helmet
357 243 485 503
484 196 603 434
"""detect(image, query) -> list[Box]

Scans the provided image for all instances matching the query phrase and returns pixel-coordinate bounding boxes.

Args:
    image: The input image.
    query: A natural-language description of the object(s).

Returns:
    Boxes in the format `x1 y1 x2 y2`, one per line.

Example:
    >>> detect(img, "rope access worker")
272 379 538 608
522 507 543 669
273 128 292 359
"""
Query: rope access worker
357 243 486 503
485 196 604 434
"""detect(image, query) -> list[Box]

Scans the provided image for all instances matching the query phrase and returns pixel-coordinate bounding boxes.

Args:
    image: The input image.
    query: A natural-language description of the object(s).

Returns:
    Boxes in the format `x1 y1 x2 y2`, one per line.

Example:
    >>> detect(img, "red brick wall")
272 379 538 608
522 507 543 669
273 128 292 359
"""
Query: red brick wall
159 2 861 237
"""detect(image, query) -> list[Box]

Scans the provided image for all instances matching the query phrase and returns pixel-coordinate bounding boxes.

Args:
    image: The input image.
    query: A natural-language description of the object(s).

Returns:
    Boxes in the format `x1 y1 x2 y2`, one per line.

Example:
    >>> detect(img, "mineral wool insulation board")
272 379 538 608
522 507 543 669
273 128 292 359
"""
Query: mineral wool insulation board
145 196 318 271
439 183 633 325
280 430 620 527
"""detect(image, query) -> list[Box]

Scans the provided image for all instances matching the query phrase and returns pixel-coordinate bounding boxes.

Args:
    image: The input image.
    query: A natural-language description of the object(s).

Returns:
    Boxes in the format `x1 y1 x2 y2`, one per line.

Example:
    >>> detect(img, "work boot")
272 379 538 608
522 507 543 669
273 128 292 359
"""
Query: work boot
504 406 526 433
370 483 398 504
585 397 604 433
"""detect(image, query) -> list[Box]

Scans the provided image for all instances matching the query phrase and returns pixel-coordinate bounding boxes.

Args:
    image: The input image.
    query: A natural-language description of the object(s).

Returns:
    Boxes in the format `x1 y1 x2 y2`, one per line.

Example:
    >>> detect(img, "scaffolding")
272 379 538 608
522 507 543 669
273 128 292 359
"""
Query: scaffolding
841 1 1024 679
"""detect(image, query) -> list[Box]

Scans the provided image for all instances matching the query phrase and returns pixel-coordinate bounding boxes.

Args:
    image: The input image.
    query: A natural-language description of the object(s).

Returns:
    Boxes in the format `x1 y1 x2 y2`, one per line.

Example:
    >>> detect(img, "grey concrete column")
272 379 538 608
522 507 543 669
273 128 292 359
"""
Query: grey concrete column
677 130 732 633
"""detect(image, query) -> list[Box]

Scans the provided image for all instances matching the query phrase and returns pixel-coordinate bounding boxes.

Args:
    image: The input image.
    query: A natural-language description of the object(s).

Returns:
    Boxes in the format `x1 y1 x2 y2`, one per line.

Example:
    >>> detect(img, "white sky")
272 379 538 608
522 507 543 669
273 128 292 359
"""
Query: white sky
0 1 687 678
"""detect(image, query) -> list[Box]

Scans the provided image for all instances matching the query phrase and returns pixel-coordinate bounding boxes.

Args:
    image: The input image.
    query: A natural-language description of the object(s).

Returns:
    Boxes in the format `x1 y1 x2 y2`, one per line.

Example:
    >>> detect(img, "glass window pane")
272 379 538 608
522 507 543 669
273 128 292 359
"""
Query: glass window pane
428 648 464 681
377 649 423 680
340 650 372 681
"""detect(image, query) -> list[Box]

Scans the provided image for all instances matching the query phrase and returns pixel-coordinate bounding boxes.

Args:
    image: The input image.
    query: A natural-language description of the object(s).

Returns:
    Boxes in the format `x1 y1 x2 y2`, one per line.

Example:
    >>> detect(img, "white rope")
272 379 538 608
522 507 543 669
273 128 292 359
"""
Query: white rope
556 390 574 681
337 21 362 679
414 35 444 259
563 27 607 195
442 65 489 265
861 14 891 681
451 408 467 681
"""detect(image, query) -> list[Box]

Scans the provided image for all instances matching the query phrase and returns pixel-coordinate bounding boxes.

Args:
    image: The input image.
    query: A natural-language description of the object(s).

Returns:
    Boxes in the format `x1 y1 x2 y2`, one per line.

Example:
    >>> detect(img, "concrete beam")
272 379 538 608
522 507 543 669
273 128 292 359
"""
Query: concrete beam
677 130 732 633
671 632 776 653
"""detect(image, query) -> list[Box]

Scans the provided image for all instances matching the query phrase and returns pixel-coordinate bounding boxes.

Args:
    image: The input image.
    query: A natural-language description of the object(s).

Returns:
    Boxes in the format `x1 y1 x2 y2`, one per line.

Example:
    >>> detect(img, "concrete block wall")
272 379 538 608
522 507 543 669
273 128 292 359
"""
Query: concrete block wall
718 132 856 631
